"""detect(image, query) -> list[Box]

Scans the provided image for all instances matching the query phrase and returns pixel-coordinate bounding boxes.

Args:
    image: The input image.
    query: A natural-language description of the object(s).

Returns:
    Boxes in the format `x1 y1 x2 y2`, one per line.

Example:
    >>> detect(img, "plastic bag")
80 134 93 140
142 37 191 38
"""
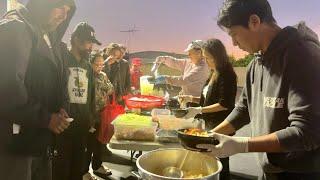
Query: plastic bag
97 94 125 144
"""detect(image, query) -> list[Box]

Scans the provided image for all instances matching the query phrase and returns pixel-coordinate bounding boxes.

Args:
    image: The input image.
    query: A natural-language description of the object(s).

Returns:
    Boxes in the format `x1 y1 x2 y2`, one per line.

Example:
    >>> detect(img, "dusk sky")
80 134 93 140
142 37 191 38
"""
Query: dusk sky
1 0 319 58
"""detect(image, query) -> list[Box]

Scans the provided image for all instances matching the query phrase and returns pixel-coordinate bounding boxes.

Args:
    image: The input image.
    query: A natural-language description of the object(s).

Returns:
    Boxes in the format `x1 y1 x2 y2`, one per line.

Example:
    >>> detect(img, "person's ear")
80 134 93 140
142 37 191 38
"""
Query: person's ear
73 37 81 46
248 14 261 32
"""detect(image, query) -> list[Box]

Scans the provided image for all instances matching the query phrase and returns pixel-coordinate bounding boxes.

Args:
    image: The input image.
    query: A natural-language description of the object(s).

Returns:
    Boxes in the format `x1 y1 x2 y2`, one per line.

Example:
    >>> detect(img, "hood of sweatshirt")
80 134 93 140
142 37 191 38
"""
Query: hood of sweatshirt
251 22 319 92
4 0 76 47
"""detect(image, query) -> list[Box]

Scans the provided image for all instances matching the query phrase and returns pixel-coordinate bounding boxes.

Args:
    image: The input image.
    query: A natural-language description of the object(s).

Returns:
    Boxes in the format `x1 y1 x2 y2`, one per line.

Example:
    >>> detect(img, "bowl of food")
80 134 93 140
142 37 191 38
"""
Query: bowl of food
171 109 188 118
177 128 219 152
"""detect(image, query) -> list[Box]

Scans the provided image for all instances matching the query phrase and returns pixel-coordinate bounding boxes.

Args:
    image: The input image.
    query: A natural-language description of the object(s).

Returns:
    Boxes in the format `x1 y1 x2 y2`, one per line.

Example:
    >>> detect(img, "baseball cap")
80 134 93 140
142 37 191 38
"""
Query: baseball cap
184 40 205 52
131 58 142 66
72 22 102 45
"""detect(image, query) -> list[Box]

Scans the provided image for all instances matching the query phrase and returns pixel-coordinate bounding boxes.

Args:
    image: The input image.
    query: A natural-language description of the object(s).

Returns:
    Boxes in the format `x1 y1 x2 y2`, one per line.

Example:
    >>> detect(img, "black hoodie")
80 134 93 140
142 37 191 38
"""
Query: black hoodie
227 24 320 173
0 0 76 156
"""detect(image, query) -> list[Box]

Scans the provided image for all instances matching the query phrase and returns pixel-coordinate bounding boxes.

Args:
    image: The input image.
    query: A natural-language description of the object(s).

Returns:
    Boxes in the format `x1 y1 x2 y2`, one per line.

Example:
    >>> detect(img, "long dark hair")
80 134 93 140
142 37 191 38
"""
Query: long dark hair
202 38 236 84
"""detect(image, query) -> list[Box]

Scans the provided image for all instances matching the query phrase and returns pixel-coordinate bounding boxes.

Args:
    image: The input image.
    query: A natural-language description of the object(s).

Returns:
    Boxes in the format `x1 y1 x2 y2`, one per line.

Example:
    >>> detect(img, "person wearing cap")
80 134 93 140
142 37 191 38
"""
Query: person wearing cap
130 58 143 92
103 43 131 105
52 22 100 180
154 40 210 105
0 0 75 180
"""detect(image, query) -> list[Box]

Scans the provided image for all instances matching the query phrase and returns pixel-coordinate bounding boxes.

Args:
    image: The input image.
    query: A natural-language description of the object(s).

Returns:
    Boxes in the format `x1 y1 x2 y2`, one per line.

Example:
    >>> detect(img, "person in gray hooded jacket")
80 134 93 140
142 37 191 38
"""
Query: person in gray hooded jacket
0 0 75 180
197 0 320 180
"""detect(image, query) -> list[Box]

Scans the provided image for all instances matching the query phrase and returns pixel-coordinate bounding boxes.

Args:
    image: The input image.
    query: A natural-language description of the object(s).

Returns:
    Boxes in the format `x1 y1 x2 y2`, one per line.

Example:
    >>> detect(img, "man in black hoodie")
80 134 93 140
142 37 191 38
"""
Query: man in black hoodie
52 22 100 180
0 0 75 180
198 0 320 179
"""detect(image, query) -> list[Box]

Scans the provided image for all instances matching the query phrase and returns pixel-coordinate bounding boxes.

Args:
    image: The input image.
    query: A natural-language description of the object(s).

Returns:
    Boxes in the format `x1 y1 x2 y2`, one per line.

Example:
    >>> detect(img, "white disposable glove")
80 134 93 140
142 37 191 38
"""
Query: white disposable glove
178 95 193 104
183 107 202 119
197 133 250 158
89 127 96 133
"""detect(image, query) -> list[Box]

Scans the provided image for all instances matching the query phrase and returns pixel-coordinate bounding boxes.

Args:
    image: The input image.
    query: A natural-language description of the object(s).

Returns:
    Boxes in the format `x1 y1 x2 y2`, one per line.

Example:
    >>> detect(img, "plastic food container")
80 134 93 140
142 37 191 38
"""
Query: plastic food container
113 122 158 141
140 76 155 95
156 129 179 143
124 95 165 110
158 115 204 130
151 109 171 122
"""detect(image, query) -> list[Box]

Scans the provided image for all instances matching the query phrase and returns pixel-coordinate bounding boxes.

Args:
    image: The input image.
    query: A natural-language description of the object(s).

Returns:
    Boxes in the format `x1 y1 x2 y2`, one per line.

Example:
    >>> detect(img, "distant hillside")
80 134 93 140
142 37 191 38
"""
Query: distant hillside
129 51 188 63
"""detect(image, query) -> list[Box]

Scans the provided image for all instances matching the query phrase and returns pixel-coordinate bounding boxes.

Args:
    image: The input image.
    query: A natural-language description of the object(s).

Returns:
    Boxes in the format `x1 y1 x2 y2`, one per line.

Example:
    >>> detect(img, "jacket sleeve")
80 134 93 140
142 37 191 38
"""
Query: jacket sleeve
217 71 237 109
166 62 204 86
104 76 114 96
0 20 51 128
226 65 252 130
162 56 187 71
125 62 131 94
90 68 96 125
276 41 320 152
58 42 70 111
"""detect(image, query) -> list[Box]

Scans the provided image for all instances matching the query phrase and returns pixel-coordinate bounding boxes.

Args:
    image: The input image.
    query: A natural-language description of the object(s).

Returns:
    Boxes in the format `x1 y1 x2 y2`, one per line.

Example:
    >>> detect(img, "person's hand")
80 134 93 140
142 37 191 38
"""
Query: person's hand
48 112 70 134
197 133 250 158
155 56 166 64
178 95 193 104
105 55 116 65
59 108 69 118
155 75 168 85
183 107 202 119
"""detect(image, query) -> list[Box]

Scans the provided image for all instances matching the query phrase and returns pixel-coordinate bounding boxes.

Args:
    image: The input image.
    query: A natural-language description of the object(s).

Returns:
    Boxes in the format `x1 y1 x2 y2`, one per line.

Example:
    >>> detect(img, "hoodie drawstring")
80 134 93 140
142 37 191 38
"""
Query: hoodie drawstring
251 53 264 92
260 62 264 92
251 58 256 85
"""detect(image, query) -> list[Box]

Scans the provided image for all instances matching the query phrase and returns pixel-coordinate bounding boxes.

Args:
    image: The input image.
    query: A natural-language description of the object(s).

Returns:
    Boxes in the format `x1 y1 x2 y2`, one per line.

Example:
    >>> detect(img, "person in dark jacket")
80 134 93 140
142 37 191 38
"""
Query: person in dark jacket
0 0 75 180
198 0 320 180
52 22 100 180
103 43 131 105
180 39 237 180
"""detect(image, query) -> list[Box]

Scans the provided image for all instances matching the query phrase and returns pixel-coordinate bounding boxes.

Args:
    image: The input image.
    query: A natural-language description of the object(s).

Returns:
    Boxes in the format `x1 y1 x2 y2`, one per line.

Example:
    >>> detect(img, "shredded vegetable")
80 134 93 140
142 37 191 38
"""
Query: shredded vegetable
113 114 152 126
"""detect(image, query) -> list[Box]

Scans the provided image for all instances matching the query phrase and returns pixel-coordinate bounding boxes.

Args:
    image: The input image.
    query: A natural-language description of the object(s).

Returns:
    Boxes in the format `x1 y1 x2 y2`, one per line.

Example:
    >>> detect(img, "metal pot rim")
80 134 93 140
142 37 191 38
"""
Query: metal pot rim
136 148 223 180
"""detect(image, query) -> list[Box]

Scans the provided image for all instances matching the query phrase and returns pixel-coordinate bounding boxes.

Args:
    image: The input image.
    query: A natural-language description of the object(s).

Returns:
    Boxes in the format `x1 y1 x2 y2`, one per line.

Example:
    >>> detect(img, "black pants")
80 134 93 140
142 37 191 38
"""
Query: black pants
84 131 103 172
204 123 230 180
219 157 230 180
52 133 87 180
0 151 32 180
31 156 52 180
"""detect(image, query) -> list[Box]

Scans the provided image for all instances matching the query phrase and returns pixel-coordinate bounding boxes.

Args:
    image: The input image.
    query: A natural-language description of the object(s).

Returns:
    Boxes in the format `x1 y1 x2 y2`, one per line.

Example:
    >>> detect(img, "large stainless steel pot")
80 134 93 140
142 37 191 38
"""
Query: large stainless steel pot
136 148 222 180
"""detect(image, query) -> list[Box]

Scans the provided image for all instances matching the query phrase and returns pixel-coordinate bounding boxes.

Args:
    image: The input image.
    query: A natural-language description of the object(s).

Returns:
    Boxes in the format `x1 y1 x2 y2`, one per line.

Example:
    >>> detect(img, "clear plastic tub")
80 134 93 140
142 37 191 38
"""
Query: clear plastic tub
156 129 179 143
113 122 158 141
158 115 204 130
